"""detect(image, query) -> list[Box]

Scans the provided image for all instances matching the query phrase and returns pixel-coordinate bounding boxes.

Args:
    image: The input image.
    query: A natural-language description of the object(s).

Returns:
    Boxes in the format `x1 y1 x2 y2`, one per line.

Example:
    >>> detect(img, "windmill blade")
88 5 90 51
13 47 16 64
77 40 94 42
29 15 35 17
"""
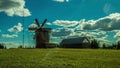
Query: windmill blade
35 18 40 27
40 19 47 28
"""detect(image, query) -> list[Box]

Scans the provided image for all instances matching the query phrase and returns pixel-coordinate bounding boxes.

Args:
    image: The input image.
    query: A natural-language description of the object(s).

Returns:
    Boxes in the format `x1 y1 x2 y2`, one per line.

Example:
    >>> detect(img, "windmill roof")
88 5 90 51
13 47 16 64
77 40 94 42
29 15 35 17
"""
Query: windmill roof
37 28 51 32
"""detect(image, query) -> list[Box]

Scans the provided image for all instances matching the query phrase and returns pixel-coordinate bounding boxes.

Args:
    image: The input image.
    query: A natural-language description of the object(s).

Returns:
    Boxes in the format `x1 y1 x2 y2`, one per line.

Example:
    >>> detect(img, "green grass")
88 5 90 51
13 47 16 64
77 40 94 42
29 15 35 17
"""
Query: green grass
0 48 120 68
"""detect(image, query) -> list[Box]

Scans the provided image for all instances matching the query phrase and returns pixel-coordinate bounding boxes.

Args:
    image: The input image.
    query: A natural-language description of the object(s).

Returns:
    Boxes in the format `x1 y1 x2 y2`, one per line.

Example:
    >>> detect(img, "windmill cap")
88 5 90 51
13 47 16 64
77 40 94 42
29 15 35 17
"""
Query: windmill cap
37 28 51 32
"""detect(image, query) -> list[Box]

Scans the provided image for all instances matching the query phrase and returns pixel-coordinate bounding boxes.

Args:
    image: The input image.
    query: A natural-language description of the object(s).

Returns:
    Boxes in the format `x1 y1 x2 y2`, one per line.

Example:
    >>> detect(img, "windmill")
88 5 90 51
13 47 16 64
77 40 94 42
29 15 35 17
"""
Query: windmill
28 18 51 48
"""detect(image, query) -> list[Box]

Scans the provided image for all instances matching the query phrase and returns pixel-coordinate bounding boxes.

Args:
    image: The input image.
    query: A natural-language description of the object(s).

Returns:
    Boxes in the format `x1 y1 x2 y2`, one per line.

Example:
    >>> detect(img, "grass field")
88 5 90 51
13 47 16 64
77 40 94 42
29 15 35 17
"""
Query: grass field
0 48 120 68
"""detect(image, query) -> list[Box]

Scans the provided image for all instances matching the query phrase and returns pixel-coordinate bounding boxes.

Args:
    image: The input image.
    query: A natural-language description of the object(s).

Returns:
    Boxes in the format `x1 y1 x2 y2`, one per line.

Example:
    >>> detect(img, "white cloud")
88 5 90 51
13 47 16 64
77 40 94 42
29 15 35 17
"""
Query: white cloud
53 0 69 2
0 0 31 17
28 23 38 31
8 22 23 33
53 0 64 2
29 23 38 29
66 0 69 2
51 27 107 39
46 22 52 25
69 31 106 38
52 13 120 31
71 31 109 44
28 22 52 29
51 24 109 43
114 30 120 42
114 31 120 38
75 13 120 31
2 34 18 38
53 20 78 27
105 13 120 20
95 37 111 44
51 13 120 44
75 19 96 30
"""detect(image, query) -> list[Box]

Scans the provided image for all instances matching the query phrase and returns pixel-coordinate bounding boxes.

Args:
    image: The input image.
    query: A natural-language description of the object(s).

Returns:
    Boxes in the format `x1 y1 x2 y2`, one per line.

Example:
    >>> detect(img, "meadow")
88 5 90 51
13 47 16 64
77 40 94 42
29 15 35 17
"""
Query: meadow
0 48 120 68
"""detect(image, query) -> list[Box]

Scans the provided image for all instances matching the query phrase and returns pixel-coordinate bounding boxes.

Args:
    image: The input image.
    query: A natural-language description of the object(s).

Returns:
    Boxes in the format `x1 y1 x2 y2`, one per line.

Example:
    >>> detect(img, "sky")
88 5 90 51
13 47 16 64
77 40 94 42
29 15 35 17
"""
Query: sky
0 0 120 48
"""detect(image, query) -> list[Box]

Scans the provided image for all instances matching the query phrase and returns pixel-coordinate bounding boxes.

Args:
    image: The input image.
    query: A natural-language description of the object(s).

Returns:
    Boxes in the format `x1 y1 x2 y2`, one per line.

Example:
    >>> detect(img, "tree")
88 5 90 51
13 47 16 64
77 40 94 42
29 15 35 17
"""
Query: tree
0 43 4 49
90 39 99 49
18 45 23 48
116 41 120 49
102 43 106 49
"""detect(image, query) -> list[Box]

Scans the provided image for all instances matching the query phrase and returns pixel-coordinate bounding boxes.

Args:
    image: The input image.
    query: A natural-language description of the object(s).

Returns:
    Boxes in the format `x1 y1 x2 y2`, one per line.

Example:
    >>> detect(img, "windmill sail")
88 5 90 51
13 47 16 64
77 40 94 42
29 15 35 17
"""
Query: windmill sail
35 18 40 27
40 19 47 28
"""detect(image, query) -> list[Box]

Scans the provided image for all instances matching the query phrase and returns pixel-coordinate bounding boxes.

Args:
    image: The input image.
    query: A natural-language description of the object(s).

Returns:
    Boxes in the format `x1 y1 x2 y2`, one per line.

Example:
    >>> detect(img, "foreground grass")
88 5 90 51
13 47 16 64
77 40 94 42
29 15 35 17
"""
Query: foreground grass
0 48 120 68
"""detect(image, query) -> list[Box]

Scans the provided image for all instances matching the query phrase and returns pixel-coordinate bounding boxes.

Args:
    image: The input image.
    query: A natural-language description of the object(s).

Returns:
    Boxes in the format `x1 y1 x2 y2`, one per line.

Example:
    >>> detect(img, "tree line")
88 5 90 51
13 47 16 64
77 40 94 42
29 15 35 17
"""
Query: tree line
102 41 120 49
0 39 120 49
90 39 120 49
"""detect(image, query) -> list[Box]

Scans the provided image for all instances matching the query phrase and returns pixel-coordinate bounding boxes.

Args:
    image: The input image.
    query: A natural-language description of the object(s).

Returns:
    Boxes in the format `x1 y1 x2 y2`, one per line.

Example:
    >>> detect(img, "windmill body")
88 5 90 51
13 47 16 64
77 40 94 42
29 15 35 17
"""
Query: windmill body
35 28 51 48
29 19 51 48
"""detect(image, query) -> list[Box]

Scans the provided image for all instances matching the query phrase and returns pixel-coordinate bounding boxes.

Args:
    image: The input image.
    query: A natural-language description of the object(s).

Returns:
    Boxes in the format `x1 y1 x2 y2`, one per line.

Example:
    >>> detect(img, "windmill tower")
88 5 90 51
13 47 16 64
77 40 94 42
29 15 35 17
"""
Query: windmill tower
28 18 51 48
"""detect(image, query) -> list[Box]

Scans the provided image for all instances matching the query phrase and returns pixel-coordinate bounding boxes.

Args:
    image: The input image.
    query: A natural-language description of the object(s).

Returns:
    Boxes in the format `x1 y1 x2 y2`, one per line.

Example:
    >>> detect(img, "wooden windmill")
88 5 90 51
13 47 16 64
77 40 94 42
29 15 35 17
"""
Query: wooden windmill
28 18 51 48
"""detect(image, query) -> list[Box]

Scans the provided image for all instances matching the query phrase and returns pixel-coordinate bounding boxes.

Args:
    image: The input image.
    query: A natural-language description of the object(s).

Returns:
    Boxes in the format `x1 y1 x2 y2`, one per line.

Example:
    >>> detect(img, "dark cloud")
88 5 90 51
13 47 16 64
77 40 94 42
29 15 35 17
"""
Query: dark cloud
0 0 20 10
52 28 73 37
0 0 31 16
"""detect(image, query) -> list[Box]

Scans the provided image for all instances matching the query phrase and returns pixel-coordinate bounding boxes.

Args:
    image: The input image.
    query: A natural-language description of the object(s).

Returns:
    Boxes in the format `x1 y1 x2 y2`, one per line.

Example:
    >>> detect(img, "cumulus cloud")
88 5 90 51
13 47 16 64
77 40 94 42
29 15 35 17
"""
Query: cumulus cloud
52 13 120 31
53 20 78 27
46 22 52 25
52 26 106 38
51 13 120 44
1 23 23 39
29 23 38 29
0 0 31 17
2 34 18 38
52 28 74 37
71 31 110 44
53 0 69 2
68 31 106 38
29 21 51 28
113 30 120 42
28 23 39 31
75 19 96 30
95 37 110 44
76 13 120 31
52 28 110 44
114 31 120 38
8 23 23 33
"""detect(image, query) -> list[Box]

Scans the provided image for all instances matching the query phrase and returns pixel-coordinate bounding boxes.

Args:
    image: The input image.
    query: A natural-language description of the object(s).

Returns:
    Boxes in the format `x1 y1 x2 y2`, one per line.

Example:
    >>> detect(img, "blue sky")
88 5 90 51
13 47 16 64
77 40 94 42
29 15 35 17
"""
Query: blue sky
0 0 120 48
